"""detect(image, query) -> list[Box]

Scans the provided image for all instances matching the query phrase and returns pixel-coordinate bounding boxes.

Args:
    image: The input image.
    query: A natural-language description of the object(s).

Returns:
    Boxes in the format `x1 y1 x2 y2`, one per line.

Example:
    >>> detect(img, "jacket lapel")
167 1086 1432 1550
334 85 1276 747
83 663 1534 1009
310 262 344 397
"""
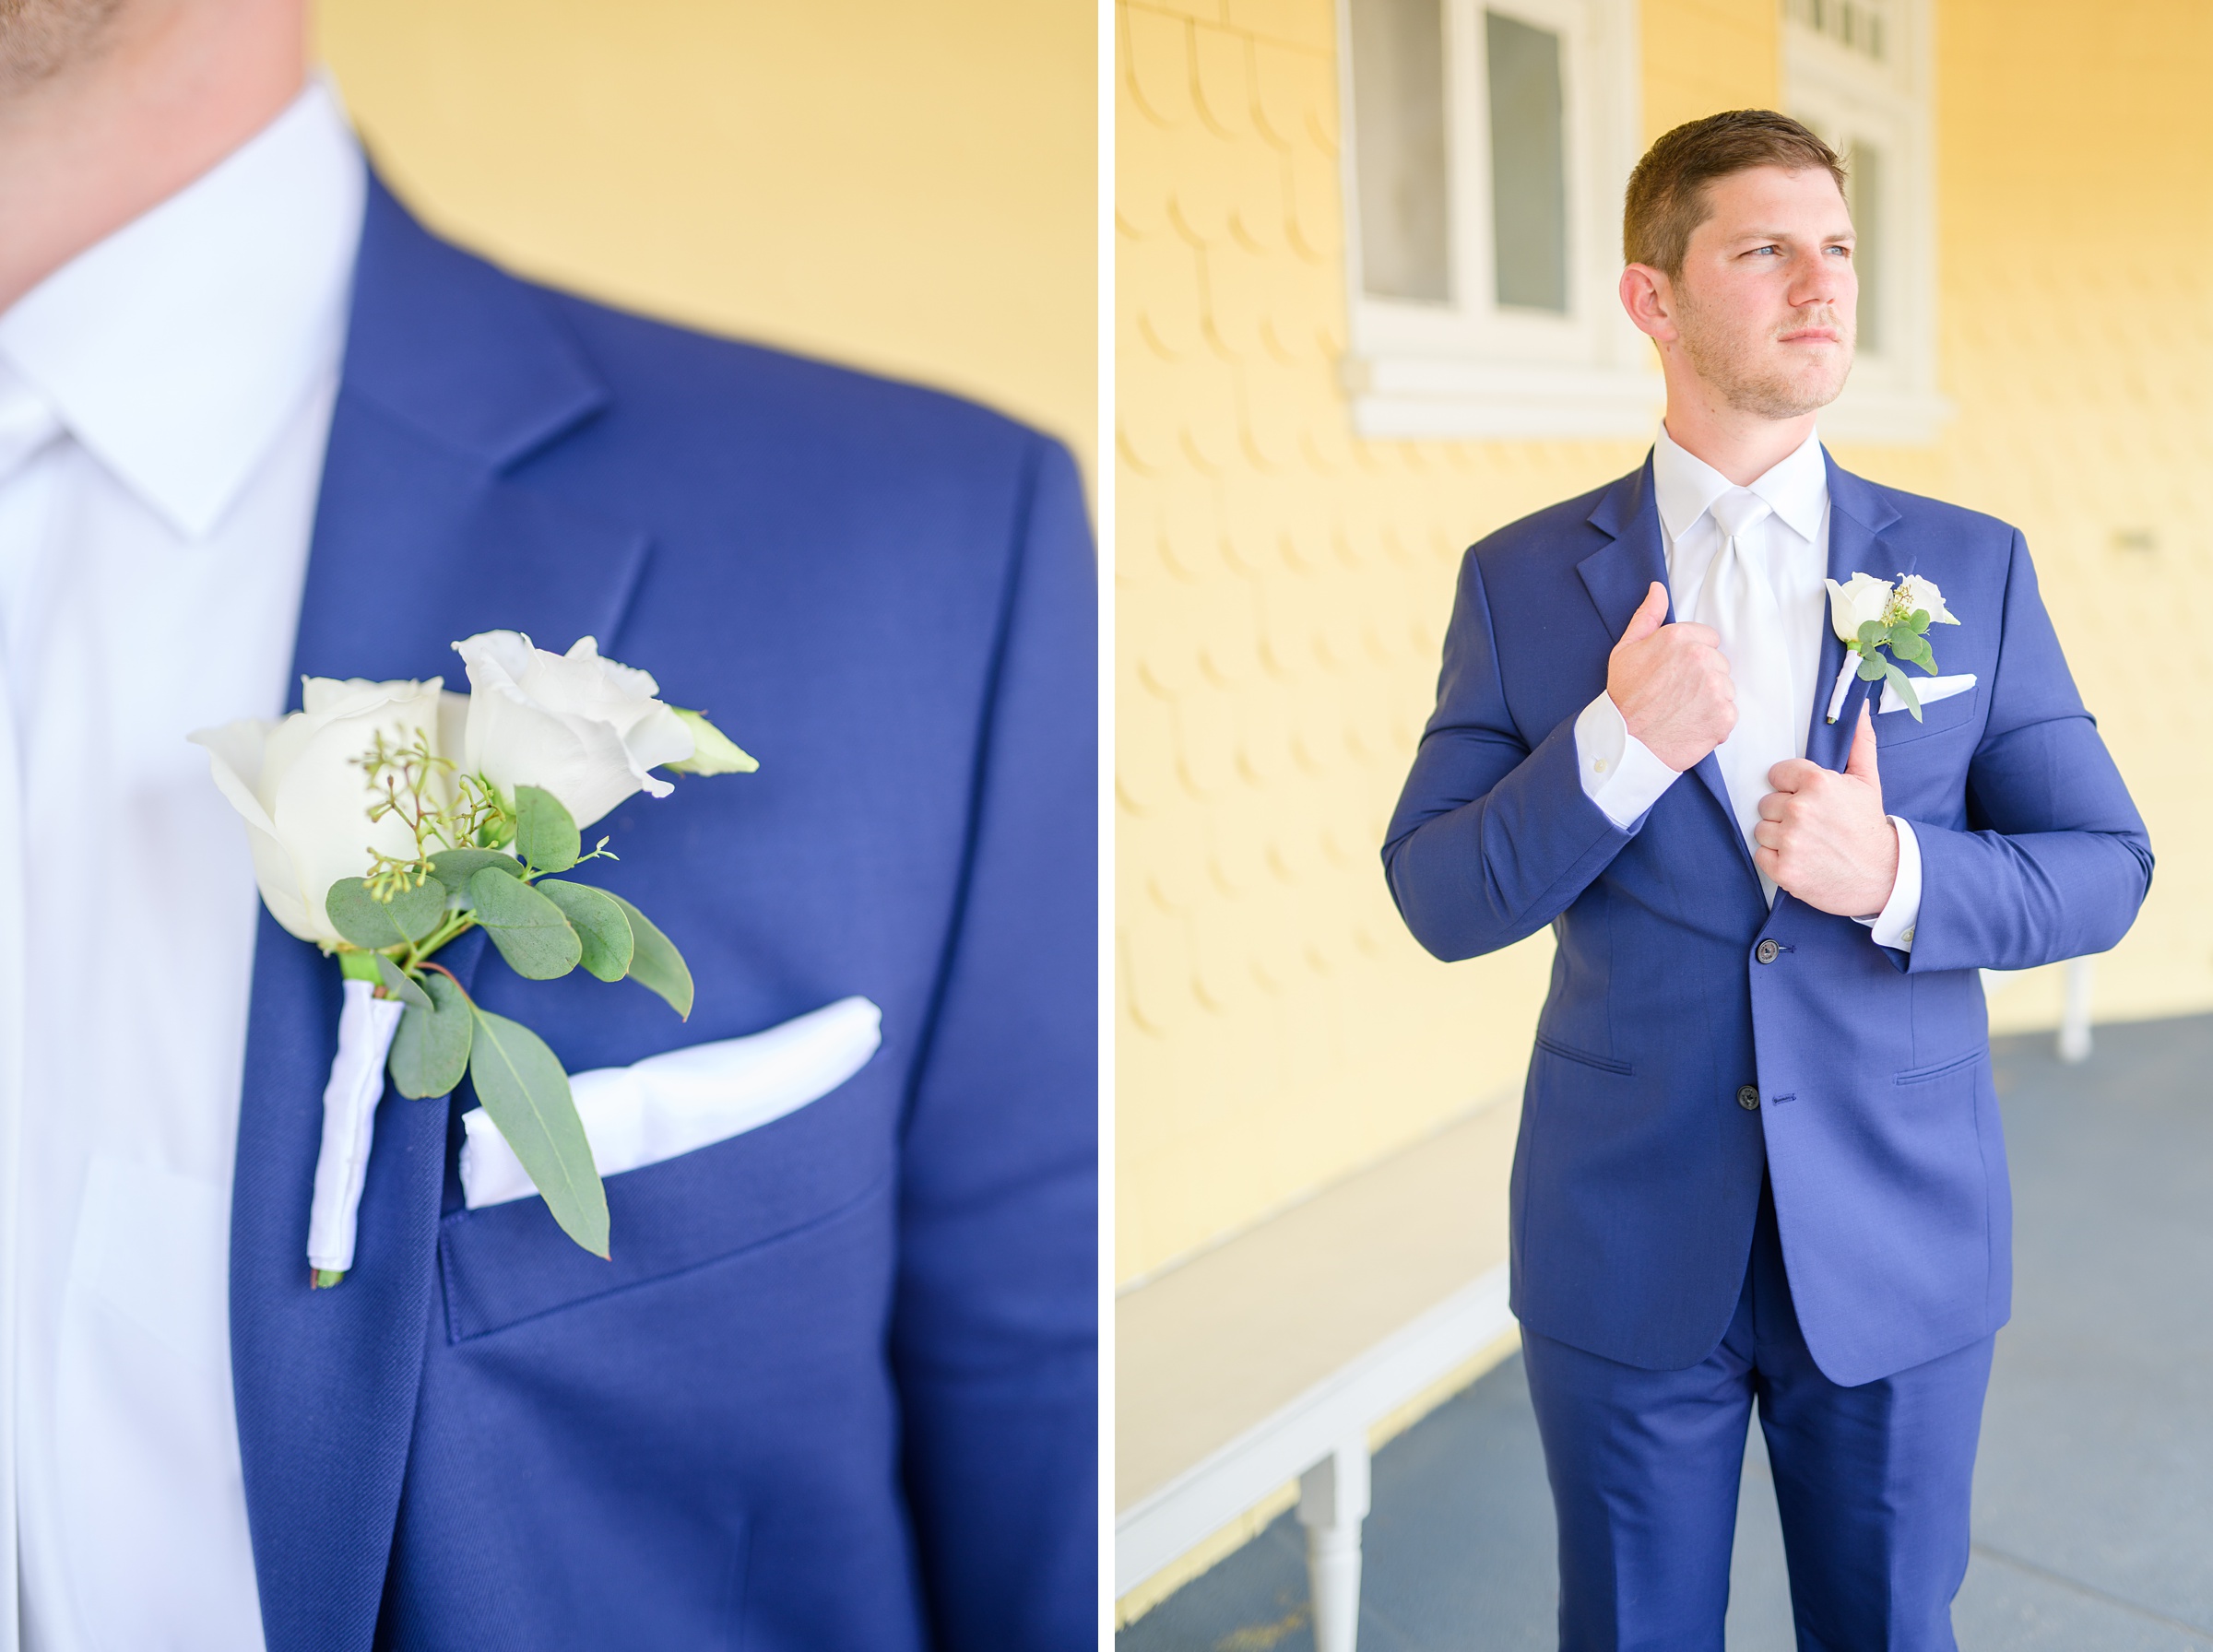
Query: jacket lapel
230 175 654 1652
1578 457 1752 877
1805 451 1905 773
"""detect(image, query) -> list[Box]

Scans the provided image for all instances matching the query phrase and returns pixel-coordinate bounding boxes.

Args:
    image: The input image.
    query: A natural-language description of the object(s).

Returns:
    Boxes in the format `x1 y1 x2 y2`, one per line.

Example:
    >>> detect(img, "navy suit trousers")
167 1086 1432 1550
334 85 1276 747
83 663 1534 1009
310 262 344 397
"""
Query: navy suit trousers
1521 1182 1994 1652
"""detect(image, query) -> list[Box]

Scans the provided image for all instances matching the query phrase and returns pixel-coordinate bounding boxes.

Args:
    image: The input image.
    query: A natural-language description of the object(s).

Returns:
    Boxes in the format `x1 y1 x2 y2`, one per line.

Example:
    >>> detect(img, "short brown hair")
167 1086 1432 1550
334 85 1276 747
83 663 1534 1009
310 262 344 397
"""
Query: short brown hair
1623 111 1845 278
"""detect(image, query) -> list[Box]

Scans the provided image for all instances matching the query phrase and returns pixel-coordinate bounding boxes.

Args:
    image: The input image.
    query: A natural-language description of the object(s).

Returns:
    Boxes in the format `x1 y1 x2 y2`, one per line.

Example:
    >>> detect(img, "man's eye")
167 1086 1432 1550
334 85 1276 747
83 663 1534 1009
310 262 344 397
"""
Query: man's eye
1827 245 1852 257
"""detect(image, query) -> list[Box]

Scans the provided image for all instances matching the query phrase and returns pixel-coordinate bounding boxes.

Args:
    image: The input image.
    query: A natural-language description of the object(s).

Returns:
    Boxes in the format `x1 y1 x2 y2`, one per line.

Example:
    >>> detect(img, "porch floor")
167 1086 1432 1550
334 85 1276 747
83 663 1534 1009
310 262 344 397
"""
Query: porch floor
1119 1012 2213 1651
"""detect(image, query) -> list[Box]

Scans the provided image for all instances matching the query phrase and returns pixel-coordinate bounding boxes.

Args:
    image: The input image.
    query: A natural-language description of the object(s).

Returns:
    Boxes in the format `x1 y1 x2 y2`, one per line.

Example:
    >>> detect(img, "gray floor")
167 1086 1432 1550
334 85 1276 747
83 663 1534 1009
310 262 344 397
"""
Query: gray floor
1120 1014 2213 1652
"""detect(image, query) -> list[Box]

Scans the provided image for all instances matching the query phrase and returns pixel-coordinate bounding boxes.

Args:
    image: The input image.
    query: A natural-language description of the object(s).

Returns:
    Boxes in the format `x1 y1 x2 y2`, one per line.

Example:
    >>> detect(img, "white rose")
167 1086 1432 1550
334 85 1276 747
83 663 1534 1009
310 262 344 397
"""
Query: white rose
1825 572 1895 643
190 677 449 945
453 631 695 830
1896 573 1960 625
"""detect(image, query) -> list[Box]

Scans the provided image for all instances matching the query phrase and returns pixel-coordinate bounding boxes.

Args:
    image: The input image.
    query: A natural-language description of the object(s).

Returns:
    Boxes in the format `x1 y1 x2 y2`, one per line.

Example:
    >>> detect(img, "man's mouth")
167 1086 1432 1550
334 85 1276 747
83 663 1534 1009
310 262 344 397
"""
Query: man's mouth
1778 325 1842 345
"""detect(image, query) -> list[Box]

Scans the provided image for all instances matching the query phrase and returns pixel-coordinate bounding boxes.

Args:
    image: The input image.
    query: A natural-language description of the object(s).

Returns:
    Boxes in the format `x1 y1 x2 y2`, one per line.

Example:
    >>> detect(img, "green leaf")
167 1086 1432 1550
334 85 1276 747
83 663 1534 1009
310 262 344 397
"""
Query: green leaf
1885 619 1920 653
603 891 693 1020
325 877 446 949
1856 620 1886 650
373 951 432 1011
1897 634 1937 674
425 848 524 894
467 1008 608 1257
1856 652 1888 681
515 785 580 875
388 970 473 1098
535 879 635 982
468 868 583 980
1884 660 1924 721
1908 608 1933 633
662 707 760 775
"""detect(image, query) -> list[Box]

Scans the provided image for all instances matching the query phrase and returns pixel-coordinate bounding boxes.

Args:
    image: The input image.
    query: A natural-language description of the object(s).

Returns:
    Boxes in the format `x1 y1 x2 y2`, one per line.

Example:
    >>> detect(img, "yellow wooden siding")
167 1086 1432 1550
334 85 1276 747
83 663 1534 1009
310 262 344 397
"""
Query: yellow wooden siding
315 0 1096 480
1117 0 2210 1287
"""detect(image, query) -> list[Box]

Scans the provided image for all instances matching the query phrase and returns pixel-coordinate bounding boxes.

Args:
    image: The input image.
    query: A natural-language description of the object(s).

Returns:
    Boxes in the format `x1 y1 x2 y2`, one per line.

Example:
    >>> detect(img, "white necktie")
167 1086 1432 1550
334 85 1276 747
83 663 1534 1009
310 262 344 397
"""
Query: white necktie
1698 488 1793 901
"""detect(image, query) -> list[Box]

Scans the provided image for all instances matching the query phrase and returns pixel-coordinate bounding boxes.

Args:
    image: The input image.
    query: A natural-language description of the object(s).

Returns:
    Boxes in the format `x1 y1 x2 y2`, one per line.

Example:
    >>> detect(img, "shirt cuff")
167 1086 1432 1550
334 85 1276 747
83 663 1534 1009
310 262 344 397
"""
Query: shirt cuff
1852 816 1923 950
1572 691 1680 831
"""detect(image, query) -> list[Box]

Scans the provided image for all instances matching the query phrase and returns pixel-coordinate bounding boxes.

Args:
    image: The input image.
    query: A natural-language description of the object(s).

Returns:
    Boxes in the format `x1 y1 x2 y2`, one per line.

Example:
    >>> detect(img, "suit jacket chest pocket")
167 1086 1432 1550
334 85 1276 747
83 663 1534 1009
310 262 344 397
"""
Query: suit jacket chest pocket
1872 679 1982 749
438 1067 897 1341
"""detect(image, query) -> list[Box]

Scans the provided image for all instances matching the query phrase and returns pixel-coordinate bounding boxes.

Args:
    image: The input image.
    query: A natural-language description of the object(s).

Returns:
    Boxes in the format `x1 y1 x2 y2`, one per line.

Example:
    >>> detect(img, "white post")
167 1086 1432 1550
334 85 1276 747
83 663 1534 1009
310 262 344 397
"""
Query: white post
2058 957 2094 1064
1297 1434 1371 1652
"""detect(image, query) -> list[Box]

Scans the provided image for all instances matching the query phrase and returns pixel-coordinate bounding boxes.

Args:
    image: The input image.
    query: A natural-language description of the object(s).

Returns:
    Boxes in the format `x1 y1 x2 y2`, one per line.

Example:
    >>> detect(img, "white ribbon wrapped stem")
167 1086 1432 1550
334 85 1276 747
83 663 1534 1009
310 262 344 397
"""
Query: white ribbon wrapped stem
308 977 404 1279
1825 655 1860 725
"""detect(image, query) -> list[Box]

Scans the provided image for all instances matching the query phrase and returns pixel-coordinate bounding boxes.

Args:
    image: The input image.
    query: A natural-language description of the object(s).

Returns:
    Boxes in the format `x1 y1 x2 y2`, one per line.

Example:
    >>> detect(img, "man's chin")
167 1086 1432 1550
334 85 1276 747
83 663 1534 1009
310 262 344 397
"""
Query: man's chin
1729 365 1852 421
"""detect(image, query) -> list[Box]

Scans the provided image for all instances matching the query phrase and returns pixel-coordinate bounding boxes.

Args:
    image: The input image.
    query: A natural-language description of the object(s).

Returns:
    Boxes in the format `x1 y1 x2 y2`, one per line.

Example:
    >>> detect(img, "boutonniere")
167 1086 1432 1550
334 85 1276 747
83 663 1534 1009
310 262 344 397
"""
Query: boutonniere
190 631 756 1287
1823 572 1962 723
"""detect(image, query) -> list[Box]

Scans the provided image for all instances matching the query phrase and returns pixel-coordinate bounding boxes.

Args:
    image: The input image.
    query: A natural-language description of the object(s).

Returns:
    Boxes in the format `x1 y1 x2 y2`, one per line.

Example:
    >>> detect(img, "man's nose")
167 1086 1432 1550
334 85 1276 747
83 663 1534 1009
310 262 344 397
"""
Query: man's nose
1789 250 1849 308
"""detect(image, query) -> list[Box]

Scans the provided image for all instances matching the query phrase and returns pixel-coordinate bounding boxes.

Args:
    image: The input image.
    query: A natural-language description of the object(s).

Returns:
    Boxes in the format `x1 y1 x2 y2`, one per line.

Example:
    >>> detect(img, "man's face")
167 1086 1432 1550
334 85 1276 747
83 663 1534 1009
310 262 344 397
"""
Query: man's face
1669 163 1858 419
0 0 124 90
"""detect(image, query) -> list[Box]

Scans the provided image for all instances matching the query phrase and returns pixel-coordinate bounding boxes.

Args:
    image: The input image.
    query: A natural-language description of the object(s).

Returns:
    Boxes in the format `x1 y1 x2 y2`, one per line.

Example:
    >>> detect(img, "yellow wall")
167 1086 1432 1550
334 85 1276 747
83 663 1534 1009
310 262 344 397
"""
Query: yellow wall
314 0 1097 481
1116 0 1780 1285
1825 0 2213 1033
1117 0 2213 1286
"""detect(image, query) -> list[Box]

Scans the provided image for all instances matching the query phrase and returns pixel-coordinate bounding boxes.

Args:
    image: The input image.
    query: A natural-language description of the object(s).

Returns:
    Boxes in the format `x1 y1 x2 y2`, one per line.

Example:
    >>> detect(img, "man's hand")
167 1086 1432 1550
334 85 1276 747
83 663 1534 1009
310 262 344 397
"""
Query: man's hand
1607 582 1735 772
1754 706 1899 915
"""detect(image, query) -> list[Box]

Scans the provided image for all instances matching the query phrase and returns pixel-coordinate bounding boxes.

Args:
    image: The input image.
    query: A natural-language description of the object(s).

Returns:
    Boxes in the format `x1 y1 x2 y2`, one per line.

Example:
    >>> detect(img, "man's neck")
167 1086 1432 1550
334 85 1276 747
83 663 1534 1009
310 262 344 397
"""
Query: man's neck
0 0 305 314
1659 388 1819 488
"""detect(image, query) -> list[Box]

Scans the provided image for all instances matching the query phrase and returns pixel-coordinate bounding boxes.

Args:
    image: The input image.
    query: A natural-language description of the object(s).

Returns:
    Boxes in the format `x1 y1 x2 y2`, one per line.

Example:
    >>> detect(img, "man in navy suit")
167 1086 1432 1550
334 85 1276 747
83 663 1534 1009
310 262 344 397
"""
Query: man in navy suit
1385 112 2149 1646
0 3 1091 1649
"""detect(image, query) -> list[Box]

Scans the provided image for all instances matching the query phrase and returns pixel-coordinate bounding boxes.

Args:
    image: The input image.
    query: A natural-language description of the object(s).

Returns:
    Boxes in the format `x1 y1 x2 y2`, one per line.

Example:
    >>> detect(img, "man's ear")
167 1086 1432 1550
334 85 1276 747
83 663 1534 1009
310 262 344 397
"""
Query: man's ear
1619 263 1678 344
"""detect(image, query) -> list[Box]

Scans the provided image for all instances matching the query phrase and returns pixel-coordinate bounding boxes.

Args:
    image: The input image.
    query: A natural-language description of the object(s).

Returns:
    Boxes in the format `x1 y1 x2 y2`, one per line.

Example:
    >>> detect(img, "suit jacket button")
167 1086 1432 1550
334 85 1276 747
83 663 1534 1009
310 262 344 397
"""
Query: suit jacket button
1756 938 1781 964
1737 1085 1760 1110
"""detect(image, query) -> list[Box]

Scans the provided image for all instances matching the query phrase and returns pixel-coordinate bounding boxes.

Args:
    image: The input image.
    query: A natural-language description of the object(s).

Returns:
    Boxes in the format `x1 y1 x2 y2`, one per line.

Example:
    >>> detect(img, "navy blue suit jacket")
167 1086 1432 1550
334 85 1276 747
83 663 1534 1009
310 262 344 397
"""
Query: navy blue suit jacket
227 181 1095 1650
1384 455 2150 1387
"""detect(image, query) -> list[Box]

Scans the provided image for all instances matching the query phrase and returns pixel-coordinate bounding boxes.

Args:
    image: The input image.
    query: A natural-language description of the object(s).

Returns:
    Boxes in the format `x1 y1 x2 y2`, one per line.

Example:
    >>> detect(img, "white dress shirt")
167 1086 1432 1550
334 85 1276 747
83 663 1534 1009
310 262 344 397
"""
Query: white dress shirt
0 83 362 1651
1572 424 1921 949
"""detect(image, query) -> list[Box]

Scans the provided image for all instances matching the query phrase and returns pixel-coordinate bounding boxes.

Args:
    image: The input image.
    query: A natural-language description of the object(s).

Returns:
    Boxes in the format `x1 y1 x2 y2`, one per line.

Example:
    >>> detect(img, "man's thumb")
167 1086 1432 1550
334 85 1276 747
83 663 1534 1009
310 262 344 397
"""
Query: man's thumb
1845 702 1880 784
1620 582 1669 644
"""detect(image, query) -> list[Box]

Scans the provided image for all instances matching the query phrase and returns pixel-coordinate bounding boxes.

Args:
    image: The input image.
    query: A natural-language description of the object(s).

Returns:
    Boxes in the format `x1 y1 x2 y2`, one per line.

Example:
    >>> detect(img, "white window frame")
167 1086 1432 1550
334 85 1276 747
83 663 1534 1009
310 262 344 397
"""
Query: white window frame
1336 0 1655 439
1784 0 1951 443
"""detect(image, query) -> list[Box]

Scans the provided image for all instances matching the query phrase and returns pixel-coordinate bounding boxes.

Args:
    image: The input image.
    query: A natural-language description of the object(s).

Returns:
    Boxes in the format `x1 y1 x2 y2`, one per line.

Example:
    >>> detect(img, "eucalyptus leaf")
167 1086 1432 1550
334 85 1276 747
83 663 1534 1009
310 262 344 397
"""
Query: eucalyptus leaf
663 707 759 775
603 891 693 1020
1856 620 1886 649
1908 608 1933 633
388 971 473 1098
536 879 634 982
426 848 524 894
515 785 580 875
325 877 446 949
469 868 583 980
1884 660 1924 720
373 951 433 1012
467 1009 609 1256
1856 652 1888 681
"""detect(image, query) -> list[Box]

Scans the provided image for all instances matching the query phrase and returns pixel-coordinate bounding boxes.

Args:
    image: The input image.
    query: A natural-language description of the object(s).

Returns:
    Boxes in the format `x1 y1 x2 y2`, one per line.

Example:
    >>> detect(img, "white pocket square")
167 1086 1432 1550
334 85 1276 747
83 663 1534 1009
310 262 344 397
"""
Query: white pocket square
1879 672 1976 715
459 997 883 1210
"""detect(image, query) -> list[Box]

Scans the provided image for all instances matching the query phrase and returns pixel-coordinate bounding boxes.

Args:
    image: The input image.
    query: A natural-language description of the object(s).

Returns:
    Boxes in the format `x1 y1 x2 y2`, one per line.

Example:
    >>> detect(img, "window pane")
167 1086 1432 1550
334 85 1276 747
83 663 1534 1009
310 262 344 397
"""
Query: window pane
1351 0 1450 302
1848 138 1883 354
1485 10 1568 313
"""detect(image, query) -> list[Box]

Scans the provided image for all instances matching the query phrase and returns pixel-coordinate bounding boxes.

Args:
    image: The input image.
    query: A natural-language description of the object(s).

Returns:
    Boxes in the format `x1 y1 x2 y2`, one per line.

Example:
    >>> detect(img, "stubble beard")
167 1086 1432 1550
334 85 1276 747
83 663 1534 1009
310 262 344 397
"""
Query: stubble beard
1675 285 1855 421
0 0 124 92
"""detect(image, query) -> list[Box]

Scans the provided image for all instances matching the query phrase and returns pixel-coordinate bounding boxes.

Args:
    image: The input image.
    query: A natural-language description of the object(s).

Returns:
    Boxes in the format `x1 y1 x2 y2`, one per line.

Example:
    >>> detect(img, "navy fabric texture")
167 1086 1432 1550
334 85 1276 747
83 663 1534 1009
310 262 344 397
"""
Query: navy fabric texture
1383 456 2151 1386
228 178 1096 1652
1523 1183 1994 1651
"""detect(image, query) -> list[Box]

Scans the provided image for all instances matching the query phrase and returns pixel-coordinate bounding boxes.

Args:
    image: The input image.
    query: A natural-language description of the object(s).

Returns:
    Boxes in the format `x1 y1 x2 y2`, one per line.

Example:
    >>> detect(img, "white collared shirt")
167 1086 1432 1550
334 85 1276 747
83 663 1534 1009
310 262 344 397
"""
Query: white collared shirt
0 82 363 1651
1573 424 1921 949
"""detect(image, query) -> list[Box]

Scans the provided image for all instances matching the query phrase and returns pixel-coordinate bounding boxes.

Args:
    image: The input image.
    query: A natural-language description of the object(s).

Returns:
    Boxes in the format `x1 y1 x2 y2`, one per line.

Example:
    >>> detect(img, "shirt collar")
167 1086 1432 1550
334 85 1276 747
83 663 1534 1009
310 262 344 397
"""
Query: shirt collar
0 78 365 540
1651 421 1828 548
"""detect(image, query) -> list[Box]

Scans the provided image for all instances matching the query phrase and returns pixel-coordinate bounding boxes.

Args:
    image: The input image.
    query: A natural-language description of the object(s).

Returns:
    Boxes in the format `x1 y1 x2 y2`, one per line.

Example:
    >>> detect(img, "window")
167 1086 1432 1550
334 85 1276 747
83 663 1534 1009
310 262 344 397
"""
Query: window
1783 0 1949 442
1337 0 1652 438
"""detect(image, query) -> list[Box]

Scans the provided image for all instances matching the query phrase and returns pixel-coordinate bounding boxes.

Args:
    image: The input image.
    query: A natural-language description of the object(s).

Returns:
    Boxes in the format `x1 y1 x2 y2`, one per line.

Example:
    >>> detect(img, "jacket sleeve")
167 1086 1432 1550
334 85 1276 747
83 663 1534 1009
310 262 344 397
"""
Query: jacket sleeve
891 435 1095 1651
1382 546 1639 962
1903 529 2153 973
